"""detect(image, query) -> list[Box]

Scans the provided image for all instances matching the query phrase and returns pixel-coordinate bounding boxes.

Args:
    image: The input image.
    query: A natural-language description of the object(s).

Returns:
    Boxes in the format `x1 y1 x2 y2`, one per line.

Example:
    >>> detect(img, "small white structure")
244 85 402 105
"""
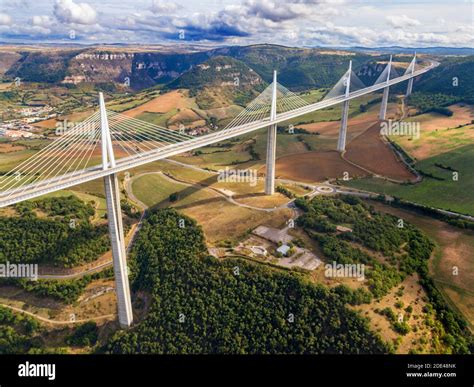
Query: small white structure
277 244 291 257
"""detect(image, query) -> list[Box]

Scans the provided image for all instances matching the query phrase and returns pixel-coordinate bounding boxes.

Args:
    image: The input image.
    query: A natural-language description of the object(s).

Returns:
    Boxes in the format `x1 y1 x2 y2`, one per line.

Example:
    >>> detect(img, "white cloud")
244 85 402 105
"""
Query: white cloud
150 0 179 14
54 0 97 25
386 14 421 29
0 0 472 47
0 13 12 25
32 15 54 28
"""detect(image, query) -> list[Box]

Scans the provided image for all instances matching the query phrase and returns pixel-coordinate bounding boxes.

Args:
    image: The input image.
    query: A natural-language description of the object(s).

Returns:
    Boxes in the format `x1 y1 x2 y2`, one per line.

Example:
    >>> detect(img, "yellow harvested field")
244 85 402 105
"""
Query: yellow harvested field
123 89 194 117
395 104 474 159
233 193 289 208
408 104 474 132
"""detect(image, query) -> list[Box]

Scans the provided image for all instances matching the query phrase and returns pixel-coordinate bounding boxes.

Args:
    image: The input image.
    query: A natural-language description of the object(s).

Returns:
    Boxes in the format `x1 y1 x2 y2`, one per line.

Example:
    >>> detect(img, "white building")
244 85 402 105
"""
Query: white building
277 244 291 257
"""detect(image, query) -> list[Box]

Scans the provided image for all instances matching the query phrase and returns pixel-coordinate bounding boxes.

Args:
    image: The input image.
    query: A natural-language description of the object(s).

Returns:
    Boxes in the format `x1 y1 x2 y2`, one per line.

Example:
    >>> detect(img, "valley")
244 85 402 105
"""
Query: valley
0 43 473 356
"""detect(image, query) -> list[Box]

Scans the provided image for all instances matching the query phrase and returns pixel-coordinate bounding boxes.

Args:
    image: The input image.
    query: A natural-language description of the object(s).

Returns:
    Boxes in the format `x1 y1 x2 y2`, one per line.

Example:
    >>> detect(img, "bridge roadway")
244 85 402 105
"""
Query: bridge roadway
0 60 438 208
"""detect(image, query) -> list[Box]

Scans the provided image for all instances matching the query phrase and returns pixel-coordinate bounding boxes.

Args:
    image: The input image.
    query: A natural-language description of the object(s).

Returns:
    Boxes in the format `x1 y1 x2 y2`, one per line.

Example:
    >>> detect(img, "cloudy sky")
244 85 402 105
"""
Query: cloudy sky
0 0 472 47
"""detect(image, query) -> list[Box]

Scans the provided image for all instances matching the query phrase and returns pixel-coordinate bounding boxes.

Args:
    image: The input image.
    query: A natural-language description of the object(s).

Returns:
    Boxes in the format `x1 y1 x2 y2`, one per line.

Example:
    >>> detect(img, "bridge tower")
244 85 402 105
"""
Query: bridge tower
99 93 133 328
406 53 416 97
379 55 393 120
265 70 278 195
337 60 352 152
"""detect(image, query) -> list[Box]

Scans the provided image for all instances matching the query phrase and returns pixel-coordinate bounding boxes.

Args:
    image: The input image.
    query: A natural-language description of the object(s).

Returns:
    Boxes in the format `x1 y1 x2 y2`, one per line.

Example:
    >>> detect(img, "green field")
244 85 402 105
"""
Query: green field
135 110 177 127
344 144 474 215
131 173 215 208
171 126 334 171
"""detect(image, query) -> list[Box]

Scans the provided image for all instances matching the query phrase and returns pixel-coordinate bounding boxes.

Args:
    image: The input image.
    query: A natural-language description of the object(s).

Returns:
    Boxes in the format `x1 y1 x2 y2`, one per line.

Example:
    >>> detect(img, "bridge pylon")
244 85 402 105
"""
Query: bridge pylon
379 55 392 120
337 60 352 152
99 93 133 329
265 70 278 195
406 53 416 97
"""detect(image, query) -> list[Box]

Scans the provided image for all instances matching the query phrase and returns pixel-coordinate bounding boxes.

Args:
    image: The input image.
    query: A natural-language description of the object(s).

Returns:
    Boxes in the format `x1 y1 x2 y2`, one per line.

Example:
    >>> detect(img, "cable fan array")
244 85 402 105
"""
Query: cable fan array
106 110 194 158
0 111 194 199
374 64 400 85
222 82 310 132
323 69 366 100
0 112 102 197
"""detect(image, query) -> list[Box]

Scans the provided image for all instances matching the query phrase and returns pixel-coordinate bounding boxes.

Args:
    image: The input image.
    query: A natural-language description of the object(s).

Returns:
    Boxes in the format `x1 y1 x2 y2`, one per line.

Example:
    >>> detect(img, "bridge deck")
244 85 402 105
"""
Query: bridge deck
0 61 438 207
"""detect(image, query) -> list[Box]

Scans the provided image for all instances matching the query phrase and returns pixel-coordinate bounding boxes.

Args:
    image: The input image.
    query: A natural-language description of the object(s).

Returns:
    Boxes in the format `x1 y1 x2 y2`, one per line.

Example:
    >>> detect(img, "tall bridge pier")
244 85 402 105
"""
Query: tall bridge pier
265 71 278 195
337 61 352 152
99 93 133 328
406 53 416 97
379 55 393 120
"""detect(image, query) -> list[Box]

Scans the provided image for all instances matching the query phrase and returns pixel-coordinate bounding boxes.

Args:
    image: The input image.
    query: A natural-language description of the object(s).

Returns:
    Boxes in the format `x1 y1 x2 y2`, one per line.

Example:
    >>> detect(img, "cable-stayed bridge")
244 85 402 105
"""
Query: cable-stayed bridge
0 54 437 328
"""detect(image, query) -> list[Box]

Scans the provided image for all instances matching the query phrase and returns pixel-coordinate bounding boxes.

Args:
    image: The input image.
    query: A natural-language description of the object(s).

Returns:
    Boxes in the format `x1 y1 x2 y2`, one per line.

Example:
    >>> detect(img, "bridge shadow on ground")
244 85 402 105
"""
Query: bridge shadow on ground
148 174 221 212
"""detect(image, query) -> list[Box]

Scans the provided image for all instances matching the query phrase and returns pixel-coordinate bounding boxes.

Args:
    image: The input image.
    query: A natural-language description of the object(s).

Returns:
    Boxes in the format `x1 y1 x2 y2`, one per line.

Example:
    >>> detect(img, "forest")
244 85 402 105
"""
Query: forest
107 208 389 354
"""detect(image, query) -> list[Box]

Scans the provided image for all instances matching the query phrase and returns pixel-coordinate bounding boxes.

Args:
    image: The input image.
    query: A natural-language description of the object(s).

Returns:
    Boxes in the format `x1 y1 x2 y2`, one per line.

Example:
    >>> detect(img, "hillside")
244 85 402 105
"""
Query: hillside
167 56 264 108
213 44 375 90
415 55 474 104
0 44 377 92
5 50 81 84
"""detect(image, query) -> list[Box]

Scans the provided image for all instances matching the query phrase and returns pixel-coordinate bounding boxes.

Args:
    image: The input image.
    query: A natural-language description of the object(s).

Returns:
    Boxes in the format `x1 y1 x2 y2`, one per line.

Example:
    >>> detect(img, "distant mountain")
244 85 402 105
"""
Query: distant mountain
2 44 472 106
345 46 474 56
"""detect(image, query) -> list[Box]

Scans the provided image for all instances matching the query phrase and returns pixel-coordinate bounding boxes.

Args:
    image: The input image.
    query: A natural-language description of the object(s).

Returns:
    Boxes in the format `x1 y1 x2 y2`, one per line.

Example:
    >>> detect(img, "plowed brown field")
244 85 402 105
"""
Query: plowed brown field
271 150 367 183
344 121 417 182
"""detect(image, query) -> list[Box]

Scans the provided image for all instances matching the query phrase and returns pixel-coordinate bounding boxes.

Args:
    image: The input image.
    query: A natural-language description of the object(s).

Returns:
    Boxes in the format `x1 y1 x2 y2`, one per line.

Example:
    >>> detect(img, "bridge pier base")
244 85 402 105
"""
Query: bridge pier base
265 124 277 195
379 86 390 120
337 100 350 152
104 172 133 328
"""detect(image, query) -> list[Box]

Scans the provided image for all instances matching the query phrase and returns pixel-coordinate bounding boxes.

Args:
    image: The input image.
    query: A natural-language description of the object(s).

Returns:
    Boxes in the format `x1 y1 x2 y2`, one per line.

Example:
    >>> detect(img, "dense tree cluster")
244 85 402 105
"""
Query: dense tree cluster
313 233 402 298
296 195 434 275
66 321 98 347
14 195 94 222
108 209 388 354
14 277 92 304
5 268 114 305
276 185 295 199
0 196 109 267
408 92 458 114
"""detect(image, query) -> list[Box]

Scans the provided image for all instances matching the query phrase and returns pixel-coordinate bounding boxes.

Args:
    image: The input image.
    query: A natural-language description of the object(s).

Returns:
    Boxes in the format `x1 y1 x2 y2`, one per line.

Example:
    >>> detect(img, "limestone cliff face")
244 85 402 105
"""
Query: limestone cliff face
67 51 134 86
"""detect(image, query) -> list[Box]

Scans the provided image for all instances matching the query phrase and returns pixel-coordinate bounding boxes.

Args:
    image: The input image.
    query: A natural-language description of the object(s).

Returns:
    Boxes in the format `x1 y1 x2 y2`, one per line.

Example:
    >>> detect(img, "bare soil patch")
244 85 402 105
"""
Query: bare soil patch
344 122 417 182
0 143 26 153
272 150 367 183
